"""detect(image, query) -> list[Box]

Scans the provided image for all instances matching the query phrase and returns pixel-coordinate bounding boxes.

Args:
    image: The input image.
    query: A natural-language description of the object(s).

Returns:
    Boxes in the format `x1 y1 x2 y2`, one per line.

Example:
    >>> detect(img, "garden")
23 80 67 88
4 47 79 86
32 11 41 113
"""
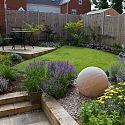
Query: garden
0 20 125 125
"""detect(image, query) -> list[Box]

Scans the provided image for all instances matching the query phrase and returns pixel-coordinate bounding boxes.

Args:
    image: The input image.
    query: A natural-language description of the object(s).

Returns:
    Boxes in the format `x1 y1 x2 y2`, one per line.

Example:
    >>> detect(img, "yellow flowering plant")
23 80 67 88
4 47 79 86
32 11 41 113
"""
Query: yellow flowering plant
80 82 125 125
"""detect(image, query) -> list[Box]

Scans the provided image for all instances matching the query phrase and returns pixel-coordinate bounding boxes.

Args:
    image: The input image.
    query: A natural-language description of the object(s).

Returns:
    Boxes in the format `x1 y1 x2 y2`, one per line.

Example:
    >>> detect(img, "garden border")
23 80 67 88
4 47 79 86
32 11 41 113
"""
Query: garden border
41 94 79 125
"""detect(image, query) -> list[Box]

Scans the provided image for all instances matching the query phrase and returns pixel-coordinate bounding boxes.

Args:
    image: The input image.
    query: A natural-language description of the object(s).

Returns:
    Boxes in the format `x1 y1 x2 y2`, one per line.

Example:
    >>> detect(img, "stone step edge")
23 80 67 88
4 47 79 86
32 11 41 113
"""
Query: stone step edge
41 94 79 125
28 121 50 125
0 91 28 105
0 101 40 117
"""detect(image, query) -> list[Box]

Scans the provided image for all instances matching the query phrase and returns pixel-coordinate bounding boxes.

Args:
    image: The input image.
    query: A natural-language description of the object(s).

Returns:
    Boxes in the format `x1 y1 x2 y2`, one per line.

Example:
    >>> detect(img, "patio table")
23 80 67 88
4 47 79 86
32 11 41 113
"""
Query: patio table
11 30 35 50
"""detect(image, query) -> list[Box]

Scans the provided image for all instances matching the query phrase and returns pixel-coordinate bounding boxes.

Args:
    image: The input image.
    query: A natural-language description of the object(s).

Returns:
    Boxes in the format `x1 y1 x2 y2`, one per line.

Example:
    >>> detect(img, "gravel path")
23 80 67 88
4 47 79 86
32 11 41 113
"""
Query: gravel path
57 85 94 121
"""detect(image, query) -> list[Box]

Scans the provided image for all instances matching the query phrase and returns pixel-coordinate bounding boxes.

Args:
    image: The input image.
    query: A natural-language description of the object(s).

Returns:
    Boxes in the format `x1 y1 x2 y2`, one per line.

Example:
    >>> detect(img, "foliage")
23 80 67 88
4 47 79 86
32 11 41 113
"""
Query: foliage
92 0 109 9
109 62 122 82
88 26 103 44
0 77 9 93
0 64 18 81
80 82 125 125
41 61 77 98
0 54 12 66
39 42 61 48
80 101 115 125
107 62 125 83
112 0 124 14
8 53 23 65
24 60 77 98
64 21 84 46
112 42 123 55
23 60 46 93
24 23 44 33
64 20 83 34
92 0 124 14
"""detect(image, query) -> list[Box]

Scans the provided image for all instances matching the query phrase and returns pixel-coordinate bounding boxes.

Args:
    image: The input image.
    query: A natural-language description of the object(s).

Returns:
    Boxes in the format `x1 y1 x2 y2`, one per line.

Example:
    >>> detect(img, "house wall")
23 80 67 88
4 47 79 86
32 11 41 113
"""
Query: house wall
61 0 91 15
27 4 60 13
104 8 119 16
0 0 5 34
6 0 27 10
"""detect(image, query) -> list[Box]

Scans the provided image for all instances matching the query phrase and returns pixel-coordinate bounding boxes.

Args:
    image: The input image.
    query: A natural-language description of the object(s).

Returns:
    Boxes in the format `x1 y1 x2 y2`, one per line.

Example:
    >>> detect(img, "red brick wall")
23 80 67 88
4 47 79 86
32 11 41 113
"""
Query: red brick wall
0 0 5 34
104 8 119 16
6 0 27 10
61 0 91 15
61 4 68 14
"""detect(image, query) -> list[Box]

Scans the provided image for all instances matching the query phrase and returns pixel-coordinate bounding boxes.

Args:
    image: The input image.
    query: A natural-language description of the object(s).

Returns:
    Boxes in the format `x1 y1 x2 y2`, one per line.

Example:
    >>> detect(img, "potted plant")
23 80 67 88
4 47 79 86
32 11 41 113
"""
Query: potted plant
23 60 46 104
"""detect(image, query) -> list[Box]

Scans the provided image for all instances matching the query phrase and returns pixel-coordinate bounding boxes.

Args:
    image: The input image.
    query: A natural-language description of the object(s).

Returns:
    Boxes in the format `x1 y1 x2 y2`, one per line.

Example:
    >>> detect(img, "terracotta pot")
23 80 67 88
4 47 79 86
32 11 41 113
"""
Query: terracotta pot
29 91 42 104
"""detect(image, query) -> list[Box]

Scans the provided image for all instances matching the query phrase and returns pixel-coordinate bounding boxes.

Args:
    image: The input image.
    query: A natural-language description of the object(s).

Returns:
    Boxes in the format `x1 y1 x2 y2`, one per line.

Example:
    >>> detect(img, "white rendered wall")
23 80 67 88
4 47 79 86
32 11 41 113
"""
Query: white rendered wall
27 4 60 13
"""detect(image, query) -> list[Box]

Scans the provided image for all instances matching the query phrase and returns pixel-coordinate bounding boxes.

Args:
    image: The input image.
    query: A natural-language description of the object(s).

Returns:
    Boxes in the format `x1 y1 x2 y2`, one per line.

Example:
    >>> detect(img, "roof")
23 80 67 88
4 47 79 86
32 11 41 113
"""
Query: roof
27 0 62 6
59 0 70 5
87 8 110 15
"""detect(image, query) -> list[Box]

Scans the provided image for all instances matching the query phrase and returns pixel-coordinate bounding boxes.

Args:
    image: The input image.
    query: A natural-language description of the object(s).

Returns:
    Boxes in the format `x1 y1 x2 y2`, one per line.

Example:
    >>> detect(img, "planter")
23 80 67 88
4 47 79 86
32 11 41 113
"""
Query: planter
29 91 42 105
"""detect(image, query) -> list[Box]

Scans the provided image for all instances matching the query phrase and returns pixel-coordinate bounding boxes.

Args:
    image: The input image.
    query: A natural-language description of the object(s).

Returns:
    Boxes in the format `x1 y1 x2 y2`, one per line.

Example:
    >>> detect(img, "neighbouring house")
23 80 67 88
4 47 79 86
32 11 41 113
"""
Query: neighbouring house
86 8 119 16
27 0 91 15
27 0 61 13
0 0 5 34
6 0 27 11
60 0 91 15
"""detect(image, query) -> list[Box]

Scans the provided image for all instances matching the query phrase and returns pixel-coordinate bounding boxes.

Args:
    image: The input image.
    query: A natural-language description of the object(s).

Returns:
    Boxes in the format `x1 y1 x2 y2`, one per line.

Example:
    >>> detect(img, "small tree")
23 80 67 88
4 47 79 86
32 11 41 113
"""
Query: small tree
92 0 109 9
111 0 124 14
64 20 85 46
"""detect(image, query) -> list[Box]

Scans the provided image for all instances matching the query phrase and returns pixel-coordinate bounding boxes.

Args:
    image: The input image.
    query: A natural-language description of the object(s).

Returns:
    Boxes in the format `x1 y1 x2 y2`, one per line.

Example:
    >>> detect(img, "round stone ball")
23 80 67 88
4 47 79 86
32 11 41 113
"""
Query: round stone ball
76 67 109 97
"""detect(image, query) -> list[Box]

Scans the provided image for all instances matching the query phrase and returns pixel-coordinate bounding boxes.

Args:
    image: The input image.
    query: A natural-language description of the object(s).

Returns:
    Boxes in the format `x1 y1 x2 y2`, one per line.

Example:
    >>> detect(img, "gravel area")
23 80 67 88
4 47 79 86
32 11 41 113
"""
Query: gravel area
57 85 94 121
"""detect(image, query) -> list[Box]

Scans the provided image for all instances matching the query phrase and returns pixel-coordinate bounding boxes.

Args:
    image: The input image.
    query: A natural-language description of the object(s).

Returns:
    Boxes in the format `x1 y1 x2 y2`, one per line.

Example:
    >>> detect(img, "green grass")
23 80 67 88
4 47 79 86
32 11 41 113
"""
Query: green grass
15 46 118 73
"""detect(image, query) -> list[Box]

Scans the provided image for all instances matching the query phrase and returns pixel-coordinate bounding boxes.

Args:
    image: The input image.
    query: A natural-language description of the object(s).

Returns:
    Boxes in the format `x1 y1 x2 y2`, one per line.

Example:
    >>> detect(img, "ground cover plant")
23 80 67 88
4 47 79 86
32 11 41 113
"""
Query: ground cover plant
80 82 125 125
15 46 118 73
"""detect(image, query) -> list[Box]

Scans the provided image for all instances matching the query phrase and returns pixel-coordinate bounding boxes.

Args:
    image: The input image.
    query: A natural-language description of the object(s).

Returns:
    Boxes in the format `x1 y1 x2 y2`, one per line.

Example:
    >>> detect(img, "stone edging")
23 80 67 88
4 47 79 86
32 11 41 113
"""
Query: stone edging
41 94 79 125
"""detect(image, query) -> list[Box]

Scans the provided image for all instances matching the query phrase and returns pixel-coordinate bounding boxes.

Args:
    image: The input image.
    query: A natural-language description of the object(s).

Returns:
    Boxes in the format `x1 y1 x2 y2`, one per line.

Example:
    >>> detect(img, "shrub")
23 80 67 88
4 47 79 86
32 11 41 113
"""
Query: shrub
109 63 122 82
0 77 9 93
64 20 85 46
43 61 77 98
8 53 23 65
80 82 125 125
108 62 125 82
0 64 18 81
0 54 12 66
112 43 123 55
23 60 46 93
24 60 77 98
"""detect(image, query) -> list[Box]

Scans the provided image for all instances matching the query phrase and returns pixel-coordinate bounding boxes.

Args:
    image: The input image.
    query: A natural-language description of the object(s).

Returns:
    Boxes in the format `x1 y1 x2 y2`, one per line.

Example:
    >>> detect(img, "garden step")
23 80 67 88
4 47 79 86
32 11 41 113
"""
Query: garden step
0 101 40 117
0 91 28 105
28 121 50 125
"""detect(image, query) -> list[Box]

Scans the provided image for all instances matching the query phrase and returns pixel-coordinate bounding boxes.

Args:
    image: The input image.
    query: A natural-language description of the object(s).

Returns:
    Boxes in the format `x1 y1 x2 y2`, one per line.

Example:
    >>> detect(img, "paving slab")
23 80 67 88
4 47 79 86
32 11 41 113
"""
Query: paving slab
0 45 56 59
0 110 51 125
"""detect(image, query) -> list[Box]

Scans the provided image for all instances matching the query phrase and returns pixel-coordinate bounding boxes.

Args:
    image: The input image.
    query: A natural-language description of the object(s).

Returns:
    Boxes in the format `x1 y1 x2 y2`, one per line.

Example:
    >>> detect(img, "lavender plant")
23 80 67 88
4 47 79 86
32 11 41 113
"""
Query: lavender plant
24 60 77 98
41 61 77 98
23 60 46 93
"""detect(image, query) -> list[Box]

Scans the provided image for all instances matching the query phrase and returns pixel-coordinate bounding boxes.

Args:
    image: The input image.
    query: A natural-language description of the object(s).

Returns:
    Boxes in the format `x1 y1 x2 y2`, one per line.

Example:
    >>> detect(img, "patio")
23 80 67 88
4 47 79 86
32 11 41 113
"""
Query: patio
0 45 56 59
0 110 50 125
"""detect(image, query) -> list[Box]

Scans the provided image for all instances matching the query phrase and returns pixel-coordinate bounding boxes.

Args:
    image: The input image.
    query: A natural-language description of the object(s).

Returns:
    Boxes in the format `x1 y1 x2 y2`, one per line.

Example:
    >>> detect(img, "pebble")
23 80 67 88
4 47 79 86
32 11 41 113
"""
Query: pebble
57 85 94 121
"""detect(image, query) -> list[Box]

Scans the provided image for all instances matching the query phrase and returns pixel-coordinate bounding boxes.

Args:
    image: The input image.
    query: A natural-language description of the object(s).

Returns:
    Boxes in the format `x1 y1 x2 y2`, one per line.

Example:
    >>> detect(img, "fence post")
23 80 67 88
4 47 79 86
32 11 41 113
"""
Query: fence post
102 12 105 35
38 11 40 41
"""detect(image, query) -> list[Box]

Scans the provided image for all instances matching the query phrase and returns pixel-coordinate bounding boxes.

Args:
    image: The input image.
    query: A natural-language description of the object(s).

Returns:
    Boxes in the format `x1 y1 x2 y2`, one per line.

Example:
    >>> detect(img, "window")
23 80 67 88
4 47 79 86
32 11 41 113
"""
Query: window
71 9 77 15
79 0 82 5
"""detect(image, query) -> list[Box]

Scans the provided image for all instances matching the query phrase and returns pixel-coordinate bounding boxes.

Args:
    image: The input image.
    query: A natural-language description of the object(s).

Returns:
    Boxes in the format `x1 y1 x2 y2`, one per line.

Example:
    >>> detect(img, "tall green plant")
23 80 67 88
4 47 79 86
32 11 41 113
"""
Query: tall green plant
23 60 46 93
64 20 85 46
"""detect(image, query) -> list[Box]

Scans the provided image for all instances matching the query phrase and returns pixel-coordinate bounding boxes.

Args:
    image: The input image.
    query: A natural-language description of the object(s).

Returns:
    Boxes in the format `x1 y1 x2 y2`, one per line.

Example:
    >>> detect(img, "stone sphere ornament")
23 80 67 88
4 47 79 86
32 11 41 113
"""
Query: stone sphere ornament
76 67 109 97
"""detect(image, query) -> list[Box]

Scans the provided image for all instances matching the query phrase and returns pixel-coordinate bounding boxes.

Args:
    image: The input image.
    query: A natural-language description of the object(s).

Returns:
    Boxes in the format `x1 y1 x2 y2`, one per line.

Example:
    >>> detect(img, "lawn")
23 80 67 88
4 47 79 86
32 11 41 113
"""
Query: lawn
15 46 118 73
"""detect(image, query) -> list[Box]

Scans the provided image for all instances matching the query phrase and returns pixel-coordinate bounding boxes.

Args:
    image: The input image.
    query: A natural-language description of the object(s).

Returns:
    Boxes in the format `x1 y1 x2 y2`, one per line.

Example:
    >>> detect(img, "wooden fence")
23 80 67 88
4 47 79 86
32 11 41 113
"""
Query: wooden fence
6 10 81 39
6 10 125 45
81 13 125 46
